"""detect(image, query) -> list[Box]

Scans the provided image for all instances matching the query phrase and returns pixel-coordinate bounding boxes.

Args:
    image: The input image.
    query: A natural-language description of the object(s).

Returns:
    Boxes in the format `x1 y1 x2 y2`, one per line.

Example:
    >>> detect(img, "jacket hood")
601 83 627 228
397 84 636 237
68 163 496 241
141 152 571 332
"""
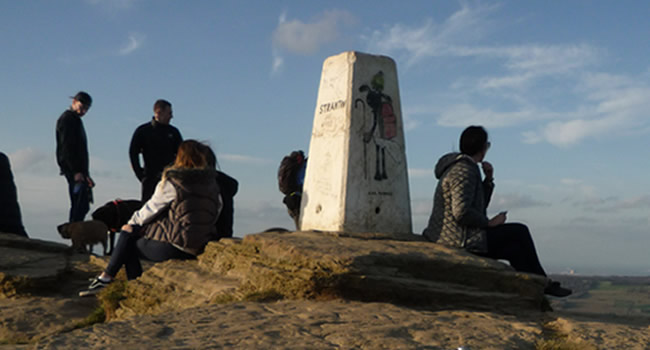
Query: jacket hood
434 152 475 179
164 167 217 184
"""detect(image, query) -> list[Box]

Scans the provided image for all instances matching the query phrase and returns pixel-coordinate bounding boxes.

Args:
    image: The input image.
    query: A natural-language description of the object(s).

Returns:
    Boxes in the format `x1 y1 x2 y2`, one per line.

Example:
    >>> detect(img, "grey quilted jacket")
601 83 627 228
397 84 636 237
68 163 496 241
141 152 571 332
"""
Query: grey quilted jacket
422 152 494 253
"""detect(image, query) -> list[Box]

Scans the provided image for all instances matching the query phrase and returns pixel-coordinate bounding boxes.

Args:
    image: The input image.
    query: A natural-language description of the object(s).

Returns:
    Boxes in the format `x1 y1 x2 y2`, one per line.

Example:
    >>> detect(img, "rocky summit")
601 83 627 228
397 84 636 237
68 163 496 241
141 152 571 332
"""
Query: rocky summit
117 230 548 318
1 231 648 349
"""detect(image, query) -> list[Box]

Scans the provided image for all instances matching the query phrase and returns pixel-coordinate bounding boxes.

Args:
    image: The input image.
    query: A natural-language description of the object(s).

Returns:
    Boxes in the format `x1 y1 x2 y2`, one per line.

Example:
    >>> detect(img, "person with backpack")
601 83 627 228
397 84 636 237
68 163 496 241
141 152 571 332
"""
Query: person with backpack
278 150 307 230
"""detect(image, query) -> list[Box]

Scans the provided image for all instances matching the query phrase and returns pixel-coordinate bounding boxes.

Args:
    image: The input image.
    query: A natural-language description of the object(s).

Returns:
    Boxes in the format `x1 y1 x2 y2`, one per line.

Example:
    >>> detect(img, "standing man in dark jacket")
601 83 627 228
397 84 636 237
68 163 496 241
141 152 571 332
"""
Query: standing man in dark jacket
56 91 94 223
129 99 183 202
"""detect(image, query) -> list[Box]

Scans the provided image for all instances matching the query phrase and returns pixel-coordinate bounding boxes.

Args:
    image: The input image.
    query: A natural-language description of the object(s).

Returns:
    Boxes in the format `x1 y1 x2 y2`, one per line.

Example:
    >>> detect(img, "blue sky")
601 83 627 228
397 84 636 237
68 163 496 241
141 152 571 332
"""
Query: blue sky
1 0 649 275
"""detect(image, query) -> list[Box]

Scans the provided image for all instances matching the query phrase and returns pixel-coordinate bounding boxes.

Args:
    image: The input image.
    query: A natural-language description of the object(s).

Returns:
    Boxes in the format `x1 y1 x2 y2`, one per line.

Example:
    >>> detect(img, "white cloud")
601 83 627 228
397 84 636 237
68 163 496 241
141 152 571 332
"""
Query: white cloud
7 148 51 173
367 2 499 65
220 153 273 165
272 10 355 55
366 2 598 77
363 2 650 148
408 168 432 178
490 193 549 211
560 178 583 186
437 104 537 128
614 195 650 210
271 50 284 74
524 73 650 146
118 33 145 56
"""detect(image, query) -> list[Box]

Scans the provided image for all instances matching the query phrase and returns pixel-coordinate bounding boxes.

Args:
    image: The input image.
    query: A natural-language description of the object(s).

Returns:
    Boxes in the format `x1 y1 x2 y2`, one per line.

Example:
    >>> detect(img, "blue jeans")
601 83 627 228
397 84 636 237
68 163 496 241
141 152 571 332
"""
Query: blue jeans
65 173 90 222
104 226 196 280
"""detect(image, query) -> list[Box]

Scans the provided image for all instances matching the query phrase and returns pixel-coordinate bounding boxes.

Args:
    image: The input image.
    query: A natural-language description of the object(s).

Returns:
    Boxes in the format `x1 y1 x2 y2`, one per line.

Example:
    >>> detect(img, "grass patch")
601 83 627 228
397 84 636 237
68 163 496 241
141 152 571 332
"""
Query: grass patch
212 293 238 304
73 306 106 329
97 280 127 320
594 281 627 291
242 289 284 302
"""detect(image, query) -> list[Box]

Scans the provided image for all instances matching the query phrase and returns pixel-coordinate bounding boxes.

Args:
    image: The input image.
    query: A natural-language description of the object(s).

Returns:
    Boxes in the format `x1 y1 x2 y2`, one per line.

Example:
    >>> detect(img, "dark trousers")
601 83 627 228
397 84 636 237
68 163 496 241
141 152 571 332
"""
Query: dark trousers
283 193 302 230
65 173 90 222
141 175 161 203
105 227 195 280
479 223 547 277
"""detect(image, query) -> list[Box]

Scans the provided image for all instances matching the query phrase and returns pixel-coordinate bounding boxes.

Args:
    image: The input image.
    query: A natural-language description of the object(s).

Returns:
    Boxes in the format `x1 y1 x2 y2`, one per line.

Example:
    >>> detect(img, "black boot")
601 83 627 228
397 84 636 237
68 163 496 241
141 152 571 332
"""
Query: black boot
544 280 572 297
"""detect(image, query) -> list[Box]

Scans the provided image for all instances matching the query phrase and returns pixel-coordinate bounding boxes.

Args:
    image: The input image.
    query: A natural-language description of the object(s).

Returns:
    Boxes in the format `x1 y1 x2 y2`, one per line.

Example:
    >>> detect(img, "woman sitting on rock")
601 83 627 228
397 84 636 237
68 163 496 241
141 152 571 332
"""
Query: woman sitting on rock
422 126 571 298
80 140 222 296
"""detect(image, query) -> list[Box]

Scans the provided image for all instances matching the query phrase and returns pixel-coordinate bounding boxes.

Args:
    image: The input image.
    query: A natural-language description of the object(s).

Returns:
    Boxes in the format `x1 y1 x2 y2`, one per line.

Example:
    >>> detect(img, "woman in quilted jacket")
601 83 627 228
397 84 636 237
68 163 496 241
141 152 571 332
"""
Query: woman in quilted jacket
422 126 571 297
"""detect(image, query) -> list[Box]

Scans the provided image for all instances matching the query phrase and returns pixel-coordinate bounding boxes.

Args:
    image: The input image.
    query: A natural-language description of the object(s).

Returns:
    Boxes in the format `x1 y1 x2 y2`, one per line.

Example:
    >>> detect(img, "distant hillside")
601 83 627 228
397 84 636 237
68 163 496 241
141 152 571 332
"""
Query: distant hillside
549 274 650 317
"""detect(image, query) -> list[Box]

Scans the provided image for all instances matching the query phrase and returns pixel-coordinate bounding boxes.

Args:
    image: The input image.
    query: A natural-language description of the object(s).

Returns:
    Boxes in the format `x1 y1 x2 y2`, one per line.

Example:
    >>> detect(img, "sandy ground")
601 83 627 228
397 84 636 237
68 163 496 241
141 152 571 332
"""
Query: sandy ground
15 299 648 350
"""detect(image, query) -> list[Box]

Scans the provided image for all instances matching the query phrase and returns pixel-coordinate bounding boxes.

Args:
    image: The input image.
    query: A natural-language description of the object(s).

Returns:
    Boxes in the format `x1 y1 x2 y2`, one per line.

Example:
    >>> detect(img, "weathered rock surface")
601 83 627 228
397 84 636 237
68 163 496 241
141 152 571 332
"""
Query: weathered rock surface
33 300 546 350
1 231 649 349
30 300 650 350
118 230 548 318
0 233 102 344
0 233 70 297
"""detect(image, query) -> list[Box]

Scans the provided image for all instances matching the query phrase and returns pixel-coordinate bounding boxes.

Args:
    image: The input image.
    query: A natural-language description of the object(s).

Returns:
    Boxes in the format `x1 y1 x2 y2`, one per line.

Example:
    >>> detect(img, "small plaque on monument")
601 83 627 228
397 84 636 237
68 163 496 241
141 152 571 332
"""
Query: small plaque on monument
300 51 412 236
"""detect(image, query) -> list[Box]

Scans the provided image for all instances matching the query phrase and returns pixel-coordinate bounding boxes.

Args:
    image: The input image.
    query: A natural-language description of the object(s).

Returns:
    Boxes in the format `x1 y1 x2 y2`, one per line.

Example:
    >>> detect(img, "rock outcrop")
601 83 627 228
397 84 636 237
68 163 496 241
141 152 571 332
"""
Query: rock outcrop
116 230 548 318
0 233 102 344
0 233 70 297
2 230 649 349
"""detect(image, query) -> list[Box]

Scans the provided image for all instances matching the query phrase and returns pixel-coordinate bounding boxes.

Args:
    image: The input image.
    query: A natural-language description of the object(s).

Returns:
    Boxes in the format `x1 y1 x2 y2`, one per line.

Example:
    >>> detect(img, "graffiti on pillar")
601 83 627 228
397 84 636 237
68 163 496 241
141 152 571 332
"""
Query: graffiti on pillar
355 71 398 181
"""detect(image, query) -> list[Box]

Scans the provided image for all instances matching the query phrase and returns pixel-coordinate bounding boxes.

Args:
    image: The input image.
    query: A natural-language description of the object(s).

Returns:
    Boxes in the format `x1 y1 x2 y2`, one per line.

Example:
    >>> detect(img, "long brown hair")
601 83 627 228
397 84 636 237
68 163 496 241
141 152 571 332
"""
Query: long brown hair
171 140 209 169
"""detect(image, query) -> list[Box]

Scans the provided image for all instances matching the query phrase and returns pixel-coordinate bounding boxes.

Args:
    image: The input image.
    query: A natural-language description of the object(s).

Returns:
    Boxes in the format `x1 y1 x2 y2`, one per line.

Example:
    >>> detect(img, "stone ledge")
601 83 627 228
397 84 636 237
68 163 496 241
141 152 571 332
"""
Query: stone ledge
118 231 548 317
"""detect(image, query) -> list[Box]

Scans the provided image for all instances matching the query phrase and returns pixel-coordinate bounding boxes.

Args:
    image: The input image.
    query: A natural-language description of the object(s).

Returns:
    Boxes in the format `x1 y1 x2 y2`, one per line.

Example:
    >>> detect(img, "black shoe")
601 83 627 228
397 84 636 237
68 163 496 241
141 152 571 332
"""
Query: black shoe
544 281 572 297
79 277 111 297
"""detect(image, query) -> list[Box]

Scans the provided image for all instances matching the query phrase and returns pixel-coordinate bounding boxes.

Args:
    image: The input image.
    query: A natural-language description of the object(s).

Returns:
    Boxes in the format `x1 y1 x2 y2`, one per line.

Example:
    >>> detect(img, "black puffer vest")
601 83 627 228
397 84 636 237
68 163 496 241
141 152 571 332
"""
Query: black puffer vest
143 168 220 256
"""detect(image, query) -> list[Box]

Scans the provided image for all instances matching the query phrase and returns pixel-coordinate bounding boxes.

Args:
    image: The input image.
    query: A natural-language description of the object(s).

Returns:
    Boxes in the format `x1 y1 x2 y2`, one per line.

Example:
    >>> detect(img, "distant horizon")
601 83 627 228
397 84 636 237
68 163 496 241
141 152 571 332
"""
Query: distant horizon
10 214 649 277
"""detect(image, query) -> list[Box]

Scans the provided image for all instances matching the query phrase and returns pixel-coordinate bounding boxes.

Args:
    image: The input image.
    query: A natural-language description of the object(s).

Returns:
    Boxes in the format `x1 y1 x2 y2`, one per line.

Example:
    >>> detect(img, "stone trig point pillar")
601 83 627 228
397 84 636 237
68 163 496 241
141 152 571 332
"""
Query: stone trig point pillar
300 51 412 236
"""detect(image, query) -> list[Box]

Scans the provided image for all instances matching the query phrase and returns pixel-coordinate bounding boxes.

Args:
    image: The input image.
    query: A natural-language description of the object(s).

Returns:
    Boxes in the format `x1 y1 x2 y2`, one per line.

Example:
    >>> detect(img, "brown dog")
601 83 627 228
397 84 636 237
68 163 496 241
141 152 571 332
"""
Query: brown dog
57 220 109 255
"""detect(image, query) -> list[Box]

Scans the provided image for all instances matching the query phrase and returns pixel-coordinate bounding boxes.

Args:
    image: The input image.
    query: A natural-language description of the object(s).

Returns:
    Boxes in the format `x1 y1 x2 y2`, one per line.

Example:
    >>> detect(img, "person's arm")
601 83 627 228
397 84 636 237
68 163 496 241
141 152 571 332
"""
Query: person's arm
129 127 145 181
449 165 490 228
127 179 176 226
481 161 495 207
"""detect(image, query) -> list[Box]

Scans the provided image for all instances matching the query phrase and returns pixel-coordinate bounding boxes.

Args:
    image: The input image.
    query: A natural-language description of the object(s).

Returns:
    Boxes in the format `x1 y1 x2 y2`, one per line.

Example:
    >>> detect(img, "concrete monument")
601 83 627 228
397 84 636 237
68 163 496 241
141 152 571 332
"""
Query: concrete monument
300 51 412 235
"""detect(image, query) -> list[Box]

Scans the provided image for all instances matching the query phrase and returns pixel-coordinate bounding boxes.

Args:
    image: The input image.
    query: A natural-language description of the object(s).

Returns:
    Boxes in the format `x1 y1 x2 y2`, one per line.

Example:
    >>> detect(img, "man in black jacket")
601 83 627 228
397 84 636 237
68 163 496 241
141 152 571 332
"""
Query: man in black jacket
129 99 183 202
56 91 94 222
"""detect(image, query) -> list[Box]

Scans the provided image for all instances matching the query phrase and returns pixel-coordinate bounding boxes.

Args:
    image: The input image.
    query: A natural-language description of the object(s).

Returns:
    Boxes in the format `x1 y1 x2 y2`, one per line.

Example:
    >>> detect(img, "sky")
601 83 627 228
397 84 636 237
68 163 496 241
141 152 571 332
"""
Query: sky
1 0 649 276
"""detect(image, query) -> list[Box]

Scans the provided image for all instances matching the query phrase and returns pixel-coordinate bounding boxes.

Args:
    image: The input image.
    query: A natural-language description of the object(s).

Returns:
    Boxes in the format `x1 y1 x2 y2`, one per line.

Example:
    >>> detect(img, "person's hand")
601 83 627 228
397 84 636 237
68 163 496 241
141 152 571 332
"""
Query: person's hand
121 224 133 233
488 211 507 227
482 161 494 181
73 172 85 182
86 176 95 188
